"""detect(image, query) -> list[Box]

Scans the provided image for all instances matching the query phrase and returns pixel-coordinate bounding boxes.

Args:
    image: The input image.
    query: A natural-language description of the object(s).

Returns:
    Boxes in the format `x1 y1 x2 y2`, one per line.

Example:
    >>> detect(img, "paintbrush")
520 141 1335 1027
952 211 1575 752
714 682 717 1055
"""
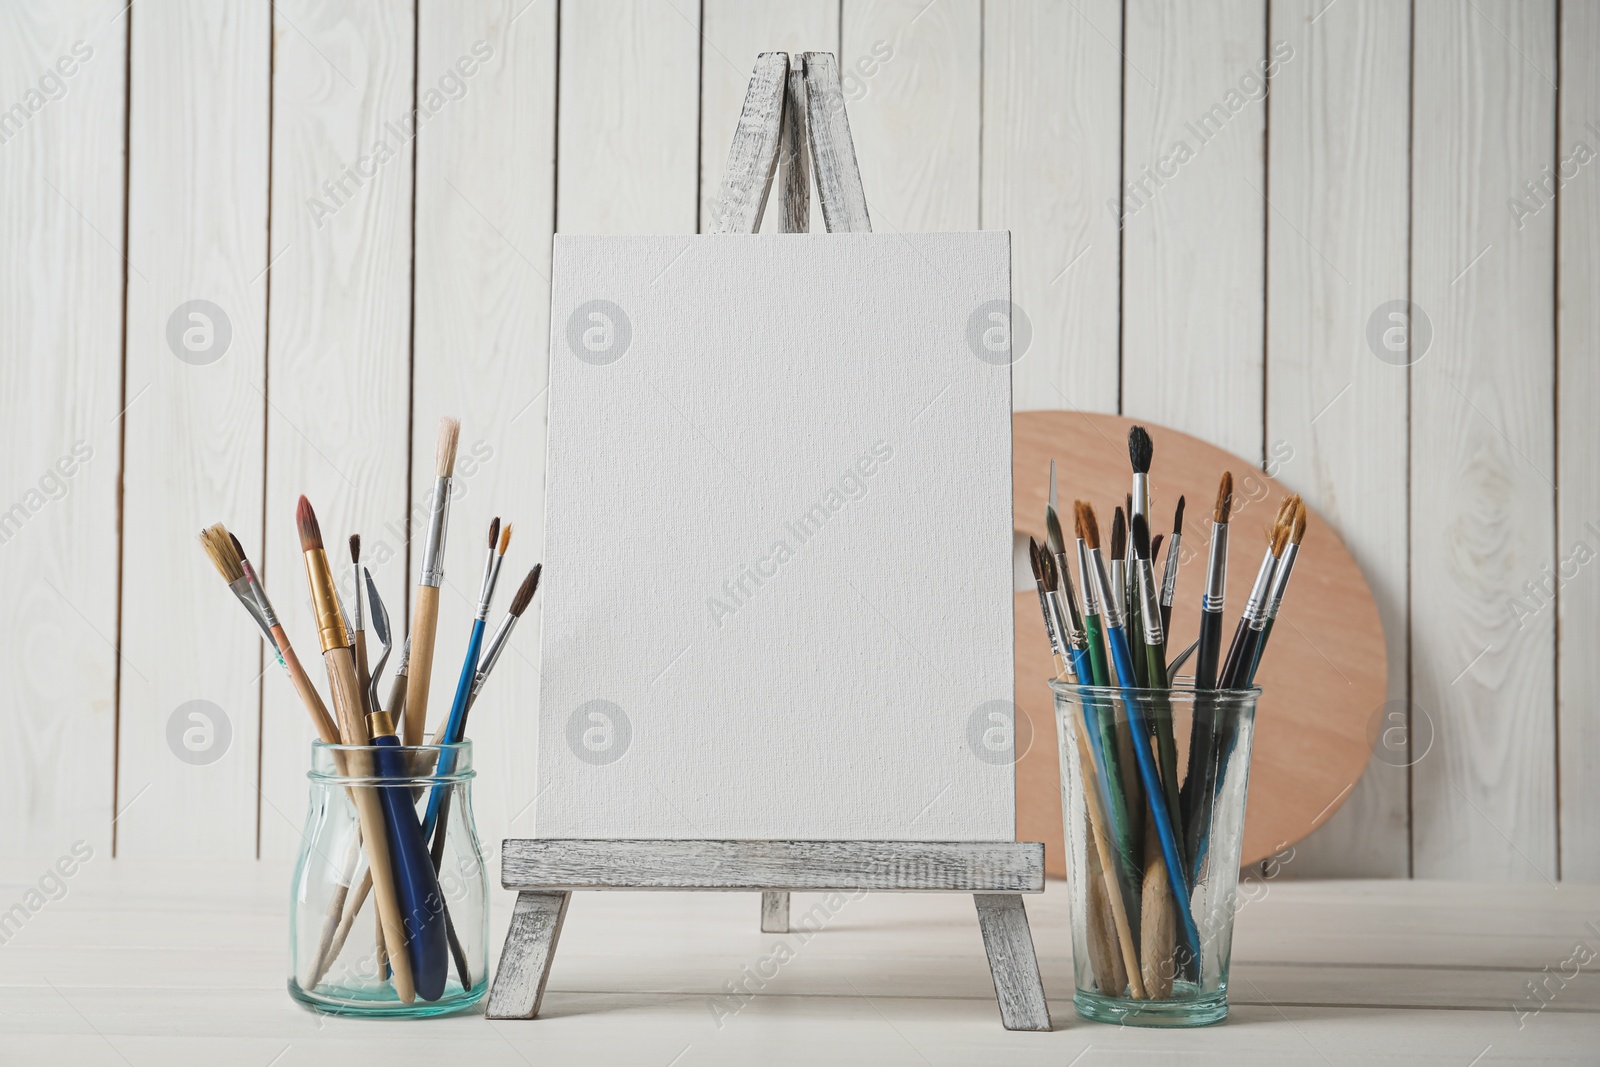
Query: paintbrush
1109 507 1128 627
350 535 371 715
1041 550 1085 683
1029 537 1069 680
1074 513 1112 690
298 495 416 1003
1132 514 1183 865
1181 473 1234 857
1077 501 1201 960
1046 462 1091 684
1246 498 1307 685
1219 499 1293 690
423 518 507 841
200 526 340 746
1160 496 1183 645
403 416 461 745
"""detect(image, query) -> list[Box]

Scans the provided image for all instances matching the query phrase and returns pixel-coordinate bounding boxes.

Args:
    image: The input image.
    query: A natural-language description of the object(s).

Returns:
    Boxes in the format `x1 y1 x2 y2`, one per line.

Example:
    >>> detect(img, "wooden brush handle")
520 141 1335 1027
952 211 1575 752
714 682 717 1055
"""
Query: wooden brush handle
324 645 416 1003
403 586 441 745
1139 808 1177 1000
1084 824 1128 997
353 630 372 716
272 625 340 744
1072 722 1145 998
312 868 373 988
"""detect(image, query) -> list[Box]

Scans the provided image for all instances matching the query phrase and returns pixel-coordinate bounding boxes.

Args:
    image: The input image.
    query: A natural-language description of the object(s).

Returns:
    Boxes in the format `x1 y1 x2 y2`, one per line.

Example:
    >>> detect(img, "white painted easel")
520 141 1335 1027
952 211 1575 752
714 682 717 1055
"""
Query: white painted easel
486 53 1049 1032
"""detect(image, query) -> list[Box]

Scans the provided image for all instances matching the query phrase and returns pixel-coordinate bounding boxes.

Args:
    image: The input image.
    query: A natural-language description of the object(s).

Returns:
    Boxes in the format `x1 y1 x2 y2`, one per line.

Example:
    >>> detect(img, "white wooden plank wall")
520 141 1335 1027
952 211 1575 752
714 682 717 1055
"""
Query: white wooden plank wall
1 0 1592 882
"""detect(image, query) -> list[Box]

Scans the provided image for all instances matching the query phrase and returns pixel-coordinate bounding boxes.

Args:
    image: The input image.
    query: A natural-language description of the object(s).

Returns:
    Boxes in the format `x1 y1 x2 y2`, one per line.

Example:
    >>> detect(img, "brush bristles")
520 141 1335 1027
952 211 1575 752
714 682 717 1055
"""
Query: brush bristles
1128 425 1152 475
1028 536 1045 583
199 524 244 583
1075 501 1099 550
349 533 361 564
296 496 324 552
509 564 541 616
1111 507 1127 561
1173 495 1185 537
498 522 513 556
486 516 501 551
1045 507 1065 556
1291 499 1308 544
228 532 251 564
435 417 461 477
1151 533 1164 561
1131 513 1151 560
1215 472 1235 525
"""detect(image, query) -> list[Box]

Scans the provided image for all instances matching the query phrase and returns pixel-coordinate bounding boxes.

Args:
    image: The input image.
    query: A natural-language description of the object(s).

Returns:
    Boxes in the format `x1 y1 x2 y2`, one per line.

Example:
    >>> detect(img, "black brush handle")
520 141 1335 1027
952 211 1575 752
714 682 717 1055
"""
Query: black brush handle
1182 609 1224 878
1215 614 1254 693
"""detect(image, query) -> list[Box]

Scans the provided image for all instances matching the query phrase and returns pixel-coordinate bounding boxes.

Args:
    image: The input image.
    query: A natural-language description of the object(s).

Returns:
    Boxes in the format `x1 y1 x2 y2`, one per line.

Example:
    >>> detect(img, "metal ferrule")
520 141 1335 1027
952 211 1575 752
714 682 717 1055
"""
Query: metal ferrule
303 548 350 653
1052 550 1086 635
349 564 363 631
1203 521 1230 613
1048 589 1082 652
1264 543 1300 620
472 614 520 696
367 709 397 740
1160 532 1181 608
1109 559 1126 619
1241 551 1278 632
475 552 503 622
1088 547 1123 630
418 476 453 587
1035 587 1064 656
1077 540 1102 616
1132 474 1149 525
1137 562 1164 646
227 577 273 642
241 565 280 630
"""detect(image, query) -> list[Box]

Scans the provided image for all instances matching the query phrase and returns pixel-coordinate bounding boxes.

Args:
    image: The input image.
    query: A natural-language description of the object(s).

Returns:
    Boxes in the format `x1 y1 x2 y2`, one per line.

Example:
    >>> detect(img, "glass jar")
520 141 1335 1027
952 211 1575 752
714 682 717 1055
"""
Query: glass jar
1051 681 1261 1027
288 740 488 1017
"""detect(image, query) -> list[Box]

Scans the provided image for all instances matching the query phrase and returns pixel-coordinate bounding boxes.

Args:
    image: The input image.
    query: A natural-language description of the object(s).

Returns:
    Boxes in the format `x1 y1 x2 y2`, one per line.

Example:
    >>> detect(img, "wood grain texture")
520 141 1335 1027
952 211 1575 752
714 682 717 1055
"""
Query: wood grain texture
699 2 835 233
259 0 416 860
1409 0 1557 880
557 0 700 234
704 50 787 234
777 58 812 233
117 0 268 859
1013 412 1387 876
760 889 790 932
802 52 873 232
1558 0 1600 882
485 890 569 1019
972 894 1051 1031
982 0 1122 414
841 0 980 231
0 1 125 858
501 840 1046 892
411 0 556 867
1263 0 1411 878
1120 0 1268 460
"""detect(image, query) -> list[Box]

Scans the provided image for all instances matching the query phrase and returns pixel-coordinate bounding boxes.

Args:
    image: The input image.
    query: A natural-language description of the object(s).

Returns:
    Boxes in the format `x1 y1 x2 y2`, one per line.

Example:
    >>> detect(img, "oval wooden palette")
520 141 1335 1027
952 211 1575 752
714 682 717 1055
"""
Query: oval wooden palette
1013 411 1387 876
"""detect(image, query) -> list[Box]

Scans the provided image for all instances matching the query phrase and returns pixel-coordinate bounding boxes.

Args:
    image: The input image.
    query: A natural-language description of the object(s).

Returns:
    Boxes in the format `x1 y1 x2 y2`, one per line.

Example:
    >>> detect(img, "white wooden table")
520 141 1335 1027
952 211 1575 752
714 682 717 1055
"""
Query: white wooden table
2 861 1595 1065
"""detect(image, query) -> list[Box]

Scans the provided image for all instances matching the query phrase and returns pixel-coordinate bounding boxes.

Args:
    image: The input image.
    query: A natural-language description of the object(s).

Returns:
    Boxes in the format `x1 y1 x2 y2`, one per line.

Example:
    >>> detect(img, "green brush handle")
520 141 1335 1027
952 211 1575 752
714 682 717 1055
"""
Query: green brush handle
1142 637 1186 874
1083 614 1110 688
1079 614 1134 867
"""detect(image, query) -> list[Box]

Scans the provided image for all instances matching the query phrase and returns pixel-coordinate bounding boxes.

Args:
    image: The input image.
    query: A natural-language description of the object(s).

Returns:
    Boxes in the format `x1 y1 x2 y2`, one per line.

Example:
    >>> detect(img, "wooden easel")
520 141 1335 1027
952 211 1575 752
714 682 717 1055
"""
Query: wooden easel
486 53 1050 1033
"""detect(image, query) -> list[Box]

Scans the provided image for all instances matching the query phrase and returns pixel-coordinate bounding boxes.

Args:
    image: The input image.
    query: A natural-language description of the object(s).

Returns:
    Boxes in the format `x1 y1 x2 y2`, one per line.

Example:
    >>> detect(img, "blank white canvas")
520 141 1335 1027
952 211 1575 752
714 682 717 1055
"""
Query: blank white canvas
536 232 1014 841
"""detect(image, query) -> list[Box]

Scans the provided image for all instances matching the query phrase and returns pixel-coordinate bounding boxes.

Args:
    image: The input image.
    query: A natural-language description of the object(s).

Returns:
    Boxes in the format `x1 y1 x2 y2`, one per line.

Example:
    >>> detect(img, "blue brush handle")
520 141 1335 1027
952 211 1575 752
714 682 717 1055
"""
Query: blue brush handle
422 619 485 839
1069 647 1093 687
1103 623 1203 959
371 735 450 1000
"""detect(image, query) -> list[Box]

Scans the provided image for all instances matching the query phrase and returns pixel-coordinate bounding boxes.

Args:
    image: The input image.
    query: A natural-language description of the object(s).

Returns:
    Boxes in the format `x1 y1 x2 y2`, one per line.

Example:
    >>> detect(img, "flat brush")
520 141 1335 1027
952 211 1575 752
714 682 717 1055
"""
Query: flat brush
298 495 416 1003
1041 550 1086 683
1109 507 1127 623
198 526 279 665
201 526 339 746
1078 501 1201 961
403 416 461 745
1246 498 1307 686
1029 537 1069 680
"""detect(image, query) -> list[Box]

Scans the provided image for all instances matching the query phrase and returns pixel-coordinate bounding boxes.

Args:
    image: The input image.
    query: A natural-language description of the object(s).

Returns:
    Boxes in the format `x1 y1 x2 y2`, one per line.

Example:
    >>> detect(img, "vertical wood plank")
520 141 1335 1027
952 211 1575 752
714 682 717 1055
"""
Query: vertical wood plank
1120 0 1268 460
982 0 1122 412
1557 0 1600 881
260 0 416 859
842 0 981 232
700 0 836 234
1411 0 1556 880
117 1 269 858
557 0 701 234
0 1 126 858
412 0 556 860
1264 0 1410 877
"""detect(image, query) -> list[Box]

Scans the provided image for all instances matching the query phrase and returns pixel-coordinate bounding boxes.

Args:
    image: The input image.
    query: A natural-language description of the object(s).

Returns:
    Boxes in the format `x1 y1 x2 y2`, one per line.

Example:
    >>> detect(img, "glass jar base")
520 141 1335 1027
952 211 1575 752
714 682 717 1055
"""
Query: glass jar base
288 978 486 1019
1073 986 1228 1028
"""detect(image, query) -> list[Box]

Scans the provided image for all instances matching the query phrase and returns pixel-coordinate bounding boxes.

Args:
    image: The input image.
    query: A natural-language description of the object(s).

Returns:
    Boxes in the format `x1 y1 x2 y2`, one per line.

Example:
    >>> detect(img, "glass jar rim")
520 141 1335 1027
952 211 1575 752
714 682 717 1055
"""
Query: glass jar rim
1048 680 1263 699
308 739 475 784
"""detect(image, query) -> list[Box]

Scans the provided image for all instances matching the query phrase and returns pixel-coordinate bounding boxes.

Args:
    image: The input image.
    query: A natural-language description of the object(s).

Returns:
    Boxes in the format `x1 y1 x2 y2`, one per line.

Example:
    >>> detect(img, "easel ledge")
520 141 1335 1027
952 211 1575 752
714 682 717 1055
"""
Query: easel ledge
486 839 1051 1031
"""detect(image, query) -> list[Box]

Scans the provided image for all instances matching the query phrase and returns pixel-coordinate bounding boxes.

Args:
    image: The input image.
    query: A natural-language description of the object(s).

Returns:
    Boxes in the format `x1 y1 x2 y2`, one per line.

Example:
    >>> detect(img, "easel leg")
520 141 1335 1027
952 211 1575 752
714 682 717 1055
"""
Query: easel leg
486 891 571 1020
973 894 1051 1032
761 891 790 933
